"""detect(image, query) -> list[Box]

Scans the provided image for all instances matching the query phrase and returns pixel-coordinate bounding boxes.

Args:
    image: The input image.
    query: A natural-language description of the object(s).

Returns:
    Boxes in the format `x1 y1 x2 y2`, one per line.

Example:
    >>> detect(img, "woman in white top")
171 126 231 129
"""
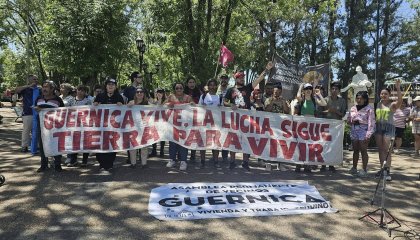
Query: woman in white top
199 79 222 168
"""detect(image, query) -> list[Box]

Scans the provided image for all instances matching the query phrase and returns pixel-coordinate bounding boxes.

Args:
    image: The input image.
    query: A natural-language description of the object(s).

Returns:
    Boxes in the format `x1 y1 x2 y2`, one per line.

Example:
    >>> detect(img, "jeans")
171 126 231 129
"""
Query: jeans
169 142 187 162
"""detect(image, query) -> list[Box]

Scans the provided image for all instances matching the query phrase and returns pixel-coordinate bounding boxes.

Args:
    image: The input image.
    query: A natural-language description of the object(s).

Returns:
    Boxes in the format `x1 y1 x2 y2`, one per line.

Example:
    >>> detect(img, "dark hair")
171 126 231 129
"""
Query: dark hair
42 80 57 90
130 71 141 82
94 84 102 91
315 84 324 90
206 79 218 86
184 77 201 97
330 82 341 89
381 88 391 94
172 82 184 90
77 85 89 93
356 91 369 107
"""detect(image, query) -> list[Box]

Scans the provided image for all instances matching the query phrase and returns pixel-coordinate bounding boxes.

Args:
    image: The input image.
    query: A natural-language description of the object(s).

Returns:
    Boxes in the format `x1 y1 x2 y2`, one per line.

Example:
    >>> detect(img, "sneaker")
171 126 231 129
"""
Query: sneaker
348 144 353 151
179 161 187 171
148 150 157 158
295 165 301 172
37 166 49 172
375 170 382 178
242 161 250 171
320 165 327 172
358 169 368 177
166 160 176 168
66 162 78 167
386 175 392 181
229 161 236 170
349 167 358 175
329 166 336 172
21 147 29 153
303 166 312 173
394 149 399 154
257 159 265 167
64 158 71 165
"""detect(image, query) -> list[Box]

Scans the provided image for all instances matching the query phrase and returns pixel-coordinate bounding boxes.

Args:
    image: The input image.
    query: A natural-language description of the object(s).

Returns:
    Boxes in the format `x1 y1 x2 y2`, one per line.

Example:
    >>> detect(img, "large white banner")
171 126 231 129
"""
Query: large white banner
148 182 338 221
39 104 344 165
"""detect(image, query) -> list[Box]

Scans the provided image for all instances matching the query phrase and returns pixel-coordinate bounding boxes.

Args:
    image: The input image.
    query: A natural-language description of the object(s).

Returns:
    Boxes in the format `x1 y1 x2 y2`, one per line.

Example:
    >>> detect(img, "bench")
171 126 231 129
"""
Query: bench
12 106 23 122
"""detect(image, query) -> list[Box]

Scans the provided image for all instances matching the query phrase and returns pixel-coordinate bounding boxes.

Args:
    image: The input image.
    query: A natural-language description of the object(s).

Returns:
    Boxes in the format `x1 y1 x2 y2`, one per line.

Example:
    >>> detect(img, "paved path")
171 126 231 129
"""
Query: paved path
0 103 419 240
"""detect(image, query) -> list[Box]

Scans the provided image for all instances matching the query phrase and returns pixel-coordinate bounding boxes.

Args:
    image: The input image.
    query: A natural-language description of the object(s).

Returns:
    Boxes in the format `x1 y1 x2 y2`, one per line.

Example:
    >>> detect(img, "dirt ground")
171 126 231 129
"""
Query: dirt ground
0 102 419 240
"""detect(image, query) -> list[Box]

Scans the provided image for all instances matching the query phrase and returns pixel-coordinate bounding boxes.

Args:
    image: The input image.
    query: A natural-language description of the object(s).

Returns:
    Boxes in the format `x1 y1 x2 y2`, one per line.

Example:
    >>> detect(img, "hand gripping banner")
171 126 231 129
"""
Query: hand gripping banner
39 104 344 165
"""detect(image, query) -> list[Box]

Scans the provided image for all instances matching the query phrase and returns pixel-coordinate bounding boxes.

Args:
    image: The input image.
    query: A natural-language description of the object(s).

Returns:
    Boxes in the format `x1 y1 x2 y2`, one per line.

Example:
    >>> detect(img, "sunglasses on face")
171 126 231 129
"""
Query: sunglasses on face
136 91 144 93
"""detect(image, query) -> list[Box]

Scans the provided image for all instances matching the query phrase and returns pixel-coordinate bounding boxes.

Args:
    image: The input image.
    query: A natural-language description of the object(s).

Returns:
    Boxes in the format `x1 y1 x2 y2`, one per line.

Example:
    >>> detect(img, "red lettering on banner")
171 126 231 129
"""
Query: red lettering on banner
110 110 121 128
103 109 109 127
260 118 273 135
141 126 159 144
121 110 134 128
103 131 120 150
309 123 320 141
247 137 268 155
84 131 101 150
89 109 102 127
249 116 260 134
53 131 71 151
123 131 139 148
66 109 77 127
281 120 292 138
320 124 332 141
173 127 187 141
141 110 154 123
223 132 241 150
203 110 215 126
73 131 81 151
160 109 173 122
192 109 202 126
172 109 182 126
205 130 222 147
279 140 297 160
54 109 67 129
77 109 89 127
221 112 230 128
308 144 324 162
43 110 55 130
298 143 306 161
297 122 309 140
185 130 204 147
270 139 278 158
292 121 299 138
240 115 249 133
230 112 239 130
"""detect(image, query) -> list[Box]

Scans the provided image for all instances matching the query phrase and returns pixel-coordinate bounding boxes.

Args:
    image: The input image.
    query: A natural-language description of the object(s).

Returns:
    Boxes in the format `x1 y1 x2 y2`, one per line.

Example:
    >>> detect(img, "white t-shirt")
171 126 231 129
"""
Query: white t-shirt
199 93 220 106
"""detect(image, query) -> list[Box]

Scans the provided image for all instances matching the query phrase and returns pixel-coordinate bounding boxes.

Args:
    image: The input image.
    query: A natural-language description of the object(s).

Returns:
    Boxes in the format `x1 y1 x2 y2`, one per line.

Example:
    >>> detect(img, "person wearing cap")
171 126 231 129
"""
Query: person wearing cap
409 96 420 157
374 79 402 181
93 77 124 172
224 61 274 171
149 88 167 158
295 82 327 173
319 81 347 172
393 99 410 154
127 87 149 168
15 75 41 153
34 81 64 172
123 71 149 103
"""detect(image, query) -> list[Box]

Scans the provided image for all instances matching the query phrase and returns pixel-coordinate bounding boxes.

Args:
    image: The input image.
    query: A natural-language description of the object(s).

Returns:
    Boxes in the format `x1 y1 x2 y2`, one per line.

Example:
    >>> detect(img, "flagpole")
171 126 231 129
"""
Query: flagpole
214 61 220 79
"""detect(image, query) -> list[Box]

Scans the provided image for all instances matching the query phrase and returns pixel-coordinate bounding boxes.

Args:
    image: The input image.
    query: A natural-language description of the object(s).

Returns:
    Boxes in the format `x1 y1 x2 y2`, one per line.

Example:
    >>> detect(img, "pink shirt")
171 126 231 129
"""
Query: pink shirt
348 105 376 138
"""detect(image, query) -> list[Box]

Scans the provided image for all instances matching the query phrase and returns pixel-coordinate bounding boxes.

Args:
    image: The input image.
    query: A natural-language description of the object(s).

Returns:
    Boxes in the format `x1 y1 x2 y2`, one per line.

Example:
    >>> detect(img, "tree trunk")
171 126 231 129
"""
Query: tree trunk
222 0 236 44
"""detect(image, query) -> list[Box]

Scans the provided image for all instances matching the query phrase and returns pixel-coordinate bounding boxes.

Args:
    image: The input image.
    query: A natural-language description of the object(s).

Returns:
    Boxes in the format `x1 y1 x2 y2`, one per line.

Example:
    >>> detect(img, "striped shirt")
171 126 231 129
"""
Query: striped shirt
393 107 410 128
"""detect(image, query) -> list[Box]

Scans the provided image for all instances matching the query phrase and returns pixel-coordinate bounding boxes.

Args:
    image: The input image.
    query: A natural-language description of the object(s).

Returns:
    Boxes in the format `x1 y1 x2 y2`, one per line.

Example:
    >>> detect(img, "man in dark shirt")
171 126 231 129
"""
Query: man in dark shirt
34 81 64 172
15 75 40 152
93 78 124 172
123 71 149 103
223 61 274 171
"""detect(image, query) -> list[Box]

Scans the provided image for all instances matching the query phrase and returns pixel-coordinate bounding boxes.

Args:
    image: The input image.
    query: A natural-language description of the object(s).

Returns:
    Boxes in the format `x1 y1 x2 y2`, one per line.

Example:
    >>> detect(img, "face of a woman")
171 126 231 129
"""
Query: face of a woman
106 83 116 93
60 86 68 95
76 89 86 99
175 84 184 94
273 88 282 97
380 89 390 101
356 95 365 105
136 90 145 99
187 79 195 89
208 82 217 92
304 89 312 96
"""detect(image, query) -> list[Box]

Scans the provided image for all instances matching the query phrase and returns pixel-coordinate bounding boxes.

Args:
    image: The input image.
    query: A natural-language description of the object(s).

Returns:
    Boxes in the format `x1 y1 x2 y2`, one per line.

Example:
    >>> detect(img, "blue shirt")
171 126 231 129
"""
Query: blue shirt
20 86 40 116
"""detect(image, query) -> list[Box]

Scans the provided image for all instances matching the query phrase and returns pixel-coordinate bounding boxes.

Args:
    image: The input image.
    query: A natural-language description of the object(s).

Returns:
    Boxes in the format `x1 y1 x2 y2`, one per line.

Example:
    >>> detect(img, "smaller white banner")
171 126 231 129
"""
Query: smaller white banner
148 182 337 221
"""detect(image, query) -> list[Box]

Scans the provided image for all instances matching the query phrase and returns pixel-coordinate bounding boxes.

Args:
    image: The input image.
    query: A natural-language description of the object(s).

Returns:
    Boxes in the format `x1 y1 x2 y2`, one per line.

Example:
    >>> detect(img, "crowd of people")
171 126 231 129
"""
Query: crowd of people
11 63 420 181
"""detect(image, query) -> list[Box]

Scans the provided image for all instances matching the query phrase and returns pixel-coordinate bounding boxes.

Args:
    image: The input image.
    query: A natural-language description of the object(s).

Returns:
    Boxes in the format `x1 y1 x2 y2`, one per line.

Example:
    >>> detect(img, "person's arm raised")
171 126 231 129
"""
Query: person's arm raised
252 61 274 89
